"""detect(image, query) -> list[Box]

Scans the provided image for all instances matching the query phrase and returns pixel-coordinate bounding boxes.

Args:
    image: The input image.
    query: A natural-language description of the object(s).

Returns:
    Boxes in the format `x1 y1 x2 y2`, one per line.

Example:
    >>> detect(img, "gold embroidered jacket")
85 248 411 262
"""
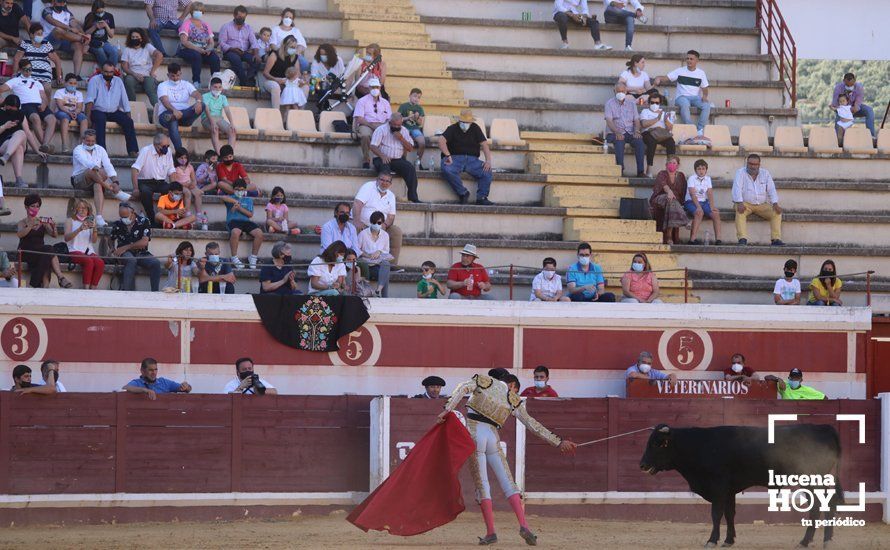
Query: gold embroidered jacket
444 374 561 447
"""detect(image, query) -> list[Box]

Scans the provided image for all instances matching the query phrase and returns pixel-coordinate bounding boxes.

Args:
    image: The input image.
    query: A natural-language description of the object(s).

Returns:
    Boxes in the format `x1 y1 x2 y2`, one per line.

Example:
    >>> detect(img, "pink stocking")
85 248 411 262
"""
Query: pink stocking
507 493 529 530
480 498 496 536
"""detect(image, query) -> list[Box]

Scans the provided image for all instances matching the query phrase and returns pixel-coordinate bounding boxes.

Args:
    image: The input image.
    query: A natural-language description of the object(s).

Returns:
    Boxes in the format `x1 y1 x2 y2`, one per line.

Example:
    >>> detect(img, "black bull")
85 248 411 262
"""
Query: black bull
639 424 843 548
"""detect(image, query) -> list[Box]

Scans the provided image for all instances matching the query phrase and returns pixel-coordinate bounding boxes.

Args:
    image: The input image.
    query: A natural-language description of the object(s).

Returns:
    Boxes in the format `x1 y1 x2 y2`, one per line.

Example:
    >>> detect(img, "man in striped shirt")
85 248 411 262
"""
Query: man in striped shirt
370 113 420 203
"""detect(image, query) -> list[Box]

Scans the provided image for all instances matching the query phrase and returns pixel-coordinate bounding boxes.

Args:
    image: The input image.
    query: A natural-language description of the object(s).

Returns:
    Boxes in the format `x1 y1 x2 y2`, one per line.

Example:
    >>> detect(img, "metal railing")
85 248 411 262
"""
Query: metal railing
756 0 798 108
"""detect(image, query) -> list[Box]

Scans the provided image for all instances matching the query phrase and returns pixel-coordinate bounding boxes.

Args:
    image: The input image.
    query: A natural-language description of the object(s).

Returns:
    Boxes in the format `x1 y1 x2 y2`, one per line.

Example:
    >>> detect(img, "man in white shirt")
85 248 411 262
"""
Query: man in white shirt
731 153 783 246
156 62 204 150
530 257 569 302
370 113 420 203
71 129 131 226
655 50 710 133
131 132 176 222
41 0 88 78
35 359 67 392
0 61 56 149
224 357 278 395
603 0 646 51
352 172 402 263
552 0 611 50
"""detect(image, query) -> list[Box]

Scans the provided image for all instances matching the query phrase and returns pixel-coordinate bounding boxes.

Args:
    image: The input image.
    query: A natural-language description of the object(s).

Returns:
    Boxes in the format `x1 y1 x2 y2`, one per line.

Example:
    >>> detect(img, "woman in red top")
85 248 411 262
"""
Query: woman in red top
649 155 690 244
620 252 662 303
356 43 388 100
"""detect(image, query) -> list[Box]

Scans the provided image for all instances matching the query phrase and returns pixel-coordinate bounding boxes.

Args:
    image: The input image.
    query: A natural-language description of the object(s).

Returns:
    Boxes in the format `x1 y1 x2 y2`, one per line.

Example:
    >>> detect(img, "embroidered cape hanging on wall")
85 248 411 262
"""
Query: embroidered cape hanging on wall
252 295 370 352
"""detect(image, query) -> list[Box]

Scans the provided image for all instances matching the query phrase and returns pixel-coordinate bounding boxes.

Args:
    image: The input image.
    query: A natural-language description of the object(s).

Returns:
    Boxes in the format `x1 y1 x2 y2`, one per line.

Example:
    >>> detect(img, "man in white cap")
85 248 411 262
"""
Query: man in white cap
446 244 493 300
438 109 494 205
353 77 392 169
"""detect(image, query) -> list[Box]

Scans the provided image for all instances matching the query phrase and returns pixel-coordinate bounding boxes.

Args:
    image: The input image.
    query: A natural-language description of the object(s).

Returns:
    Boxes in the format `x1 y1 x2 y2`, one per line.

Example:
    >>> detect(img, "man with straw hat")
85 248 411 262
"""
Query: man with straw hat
438 109 494 206
446 243 493 300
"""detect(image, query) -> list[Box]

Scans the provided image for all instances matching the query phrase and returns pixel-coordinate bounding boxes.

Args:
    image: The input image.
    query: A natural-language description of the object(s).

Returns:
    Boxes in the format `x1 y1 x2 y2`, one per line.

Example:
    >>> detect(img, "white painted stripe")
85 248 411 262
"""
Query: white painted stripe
0 492 367 509
847 331 857 373
523 491 886 506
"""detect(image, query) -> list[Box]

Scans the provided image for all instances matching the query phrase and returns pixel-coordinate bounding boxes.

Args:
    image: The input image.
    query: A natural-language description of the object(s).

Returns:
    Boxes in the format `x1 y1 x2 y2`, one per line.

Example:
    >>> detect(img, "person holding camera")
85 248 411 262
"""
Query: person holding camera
225 357 277 395
64 199 104 289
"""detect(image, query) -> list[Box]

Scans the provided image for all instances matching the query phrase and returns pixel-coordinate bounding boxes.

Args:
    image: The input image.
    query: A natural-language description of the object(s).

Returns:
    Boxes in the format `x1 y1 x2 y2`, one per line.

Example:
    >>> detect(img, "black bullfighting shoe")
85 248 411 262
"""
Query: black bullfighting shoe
478 533 498 545
519 527 538 546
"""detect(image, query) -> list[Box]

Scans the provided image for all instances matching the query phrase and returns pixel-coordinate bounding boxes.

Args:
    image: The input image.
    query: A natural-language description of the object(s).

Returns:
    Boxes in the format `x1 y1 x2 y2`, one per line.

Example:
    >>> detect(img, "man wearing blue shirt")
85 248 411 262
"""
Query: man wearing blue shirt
85 62 139 155
123 357 191 400
565 242 616 302
625 351 676 383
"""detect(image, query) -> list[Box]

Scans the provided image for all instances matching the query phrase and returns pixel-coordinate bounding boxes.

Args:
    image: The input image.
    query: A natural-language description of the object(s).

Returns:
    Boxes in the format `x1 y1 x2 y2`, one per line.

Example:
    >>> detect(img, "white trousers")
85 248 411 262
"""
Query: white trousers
467 419 518 502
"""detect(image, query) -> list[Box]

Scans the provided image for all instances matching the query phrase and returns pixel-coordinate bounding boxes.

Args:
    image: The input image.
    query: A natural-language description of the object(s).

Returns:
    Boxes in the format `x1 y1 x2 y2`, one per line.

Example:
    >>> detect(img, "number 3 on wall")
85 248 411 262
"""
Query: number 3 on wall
0 316 48 362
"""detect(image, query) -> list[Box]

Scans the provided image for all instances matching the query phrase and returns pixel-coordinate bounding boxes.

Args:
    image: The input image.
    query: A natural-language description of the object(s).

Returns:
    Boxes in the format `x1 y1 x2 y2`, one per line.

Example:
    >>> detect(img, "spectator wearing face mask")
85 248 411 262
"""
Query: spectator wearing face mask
620 252 662 303
808 259 843 306
565 242 616 302
530 257 569 302
520 365 559 398
309 240 347 296
625 351 676 384
604 82 645 177
353 77 391 169
830 72 875 137
723 353 756 385
765 368 826 400
11 364 57 394
35 359 66 391
318 202 359 254
649 155 689 245
220 177 263 269
198 241 236 294
110 201 161 291
438 109 494 206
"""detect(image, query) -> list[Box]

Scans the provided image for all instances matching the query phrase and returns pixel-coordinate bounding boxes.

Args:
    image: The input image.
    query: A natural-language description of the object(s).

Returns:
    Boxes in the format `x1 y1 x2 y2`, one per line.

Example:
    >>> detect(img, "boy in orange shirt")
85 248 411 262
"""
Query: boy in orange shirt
155 182 197 229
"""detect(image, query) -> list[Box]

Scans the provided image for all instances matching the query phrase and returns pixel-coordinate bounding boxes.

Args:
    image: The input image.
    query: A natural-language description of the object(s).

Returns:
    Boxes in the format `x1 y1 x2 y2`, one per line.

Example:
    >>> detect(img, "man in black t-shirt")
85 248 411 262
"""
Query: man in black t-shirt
438 109 494 206
0 0 28 47
109 202 161 291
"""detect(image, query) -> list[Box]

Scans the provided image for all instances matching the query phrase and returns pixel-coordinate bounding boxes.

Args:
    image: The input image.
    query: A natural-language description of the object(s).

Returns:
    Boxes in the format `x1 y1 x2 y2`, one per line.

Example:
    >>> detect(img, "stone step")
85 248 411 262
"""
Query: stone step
344 33 435 49
470 99 798 135
1 193 565 240
522 131 598 143
526 143 603 154
344 19 431 36
452 70 787 110
424 17 761 56
437 44 774 81
10 160 546 206
528 152 617 174
564 218 663 244
412 0 757 29
543 186 633 208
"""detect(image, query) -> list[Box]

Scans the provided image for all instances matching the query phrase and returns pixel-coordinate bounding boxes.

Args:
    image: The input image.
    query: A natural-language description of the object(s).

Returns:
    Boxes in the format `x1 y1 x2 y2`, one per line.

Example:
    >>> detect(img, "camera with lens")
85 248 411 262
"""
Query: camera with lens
249 373 266 395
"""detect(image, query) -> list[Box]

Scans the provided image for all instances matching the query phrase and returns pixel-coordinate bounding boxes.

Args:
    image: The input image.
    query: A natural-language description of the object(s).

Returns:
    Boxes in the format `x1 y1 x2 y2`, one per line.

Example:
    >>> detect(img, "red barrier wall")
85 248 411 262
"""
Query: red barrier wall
0 393 370 495
523 398 881 494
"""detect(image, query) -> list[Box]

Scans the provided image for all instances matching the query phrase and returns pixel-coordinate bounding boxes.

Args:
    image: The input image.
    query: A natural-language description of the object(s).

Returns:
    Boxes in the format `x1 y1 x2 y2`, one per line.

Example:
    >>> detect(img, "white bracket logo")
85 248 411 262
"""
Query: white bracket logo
767 413 866 512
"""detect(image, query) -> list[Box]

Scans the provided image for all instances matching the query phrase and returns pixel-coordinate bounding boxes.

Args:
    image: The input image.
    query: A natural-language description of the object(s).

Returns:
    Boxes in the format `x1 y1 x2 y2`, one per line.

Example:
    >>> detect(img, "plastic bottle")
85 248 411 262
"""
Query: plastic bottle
428 156 436 171
220 281 227 295
467 274 475 290
281 219 288 233
183 276 192 294
207 280 214 294
200 211 208 231
704 230 712 246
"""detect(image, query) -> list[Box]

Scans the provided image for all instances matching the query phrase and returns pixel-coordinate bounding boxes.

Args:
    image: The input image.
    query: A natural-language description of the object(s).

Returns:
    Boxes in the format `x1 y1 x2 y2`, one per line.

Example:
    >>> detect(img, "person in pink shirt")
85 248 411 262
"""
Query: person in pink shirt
620 252 662 303
264 186 299 234
352 77 392 168
172 146 204 225
177 2 219 87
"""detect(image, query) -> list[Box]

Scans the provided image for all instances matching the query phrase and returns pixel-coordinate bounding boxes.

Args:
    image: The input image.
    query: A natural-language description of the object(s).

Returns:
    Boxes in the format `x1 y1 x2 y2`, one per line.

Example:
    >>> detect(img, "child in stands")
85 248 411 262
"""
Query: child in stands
163 240 199 292
265 185 299 234
216 145 260 196
172 147 205 226
398 88 426 169
257 27 273 61
195 149 219 195
832 93 854 141
683 159 721 245
202 77 237 153
53 73 87 153
279 66 307 114
417 260 446 298
155 181 197 229
773 259 801 306
219 177 263 269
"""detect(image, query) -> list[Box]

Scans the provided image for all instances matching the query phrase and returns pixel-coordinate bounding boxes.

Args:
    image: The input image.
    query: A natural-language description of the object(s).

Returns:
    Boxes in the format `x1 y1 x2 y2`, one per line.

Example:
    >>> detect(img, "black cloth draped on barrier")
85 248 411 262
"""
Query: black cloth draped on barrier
252 295 370 352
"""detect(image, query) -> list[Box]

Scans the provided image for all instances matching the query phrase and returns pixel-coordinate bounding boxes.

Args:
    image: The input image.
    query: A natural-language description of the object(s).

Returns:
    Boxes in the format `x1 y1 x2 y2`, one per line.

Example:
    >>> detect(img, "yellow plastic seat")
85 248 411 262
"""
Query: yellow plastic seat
254 107 291 138
773 126 807 154
841 126 876 155
704 124 738 153
807 126 841 154
490 118 525 147
738 125 773 153
318 111 352 139
422 115 451 138
227 106 259 137
674 124 707 152
286 110 323 138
